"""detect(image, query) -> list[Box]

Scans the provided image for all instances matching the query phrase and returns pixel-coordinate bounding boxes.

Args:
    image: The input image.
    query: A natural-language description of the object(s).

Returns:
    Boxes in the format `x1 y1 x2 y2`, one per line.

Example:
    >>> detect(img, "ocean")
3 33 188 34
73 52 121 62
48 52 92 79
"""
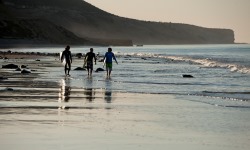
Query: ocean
5 44 250 108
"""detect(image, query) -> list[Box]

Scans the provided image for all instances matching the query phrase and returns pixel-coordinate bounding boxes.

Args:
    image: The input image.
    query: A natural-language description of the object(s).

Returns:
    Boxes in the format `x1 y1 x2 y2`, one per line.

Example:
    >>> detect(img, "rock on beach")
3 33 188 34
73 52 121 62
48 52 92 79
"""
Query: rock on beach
95 68 105 72
2 64 19 69
21 69 31 74
182 74 194 78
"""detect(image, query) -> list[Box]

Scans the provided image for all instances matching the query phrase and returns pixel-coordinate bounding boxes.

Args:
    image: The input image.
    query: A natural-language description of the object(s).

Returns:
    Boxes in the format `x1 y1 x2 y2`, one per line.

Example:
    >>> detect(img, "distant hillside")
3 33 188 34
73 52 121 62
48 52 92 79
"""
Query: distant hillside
0 19 96 45
0 0 235 47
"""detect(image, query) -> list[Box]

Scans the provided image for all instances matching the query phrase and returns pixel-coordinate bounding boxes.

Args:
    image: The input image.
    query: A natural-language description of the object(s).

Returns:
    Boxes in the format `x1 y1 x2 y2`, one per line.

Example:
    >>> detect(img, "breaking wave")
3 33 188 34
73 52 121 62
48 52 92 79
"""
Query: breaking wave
166 56 250 74
119 52 250 74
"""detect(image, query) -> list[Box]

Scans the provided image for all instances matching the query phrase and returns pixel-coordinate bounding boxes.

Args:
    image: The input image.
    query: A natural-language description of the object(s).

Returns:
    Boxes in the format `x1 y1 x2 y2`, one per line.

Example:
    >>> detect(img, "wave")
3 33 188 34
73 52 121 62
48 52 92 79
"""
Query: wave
119 52 250 74
167 56 250 74
190 91 250 102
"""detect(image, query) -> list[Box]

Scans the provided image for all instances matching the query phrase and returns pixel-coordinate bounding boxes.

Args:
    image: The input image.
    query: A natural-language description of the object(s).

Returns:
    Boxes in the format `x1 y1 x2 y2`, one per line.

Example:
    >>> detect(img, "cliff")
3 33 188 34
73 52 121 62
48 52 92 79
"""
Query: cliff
0 0 235 47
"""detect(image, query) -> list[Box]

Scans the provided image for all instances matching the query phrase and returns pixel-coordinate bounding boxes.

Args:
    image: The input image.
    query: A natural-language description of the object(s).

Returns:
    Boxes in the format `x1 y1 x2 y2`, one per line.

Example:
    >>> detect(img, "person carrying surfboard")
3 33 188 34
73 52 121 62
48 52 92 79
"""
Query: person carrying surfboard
104 47 118 78
85 48 97 76
61 45 72 76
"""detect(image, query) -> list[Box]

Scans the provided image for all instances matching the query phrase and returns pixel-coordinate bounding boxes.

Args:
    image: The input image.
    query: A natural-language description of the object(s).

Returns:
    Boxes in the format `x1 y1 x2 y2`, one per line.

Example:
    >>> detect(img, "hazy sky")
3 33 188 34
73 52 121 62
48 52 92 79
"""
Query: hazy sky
84 0 250 43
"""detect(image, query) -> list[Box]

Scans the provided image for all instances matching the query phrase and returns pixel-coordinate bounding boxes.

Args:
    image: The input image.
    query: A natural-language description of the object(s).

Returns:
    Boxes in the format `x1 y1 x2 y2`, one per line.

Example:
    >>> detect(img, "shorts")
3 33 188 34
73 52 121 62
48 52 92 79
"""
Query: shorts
106 62 112 71
87 61 93 70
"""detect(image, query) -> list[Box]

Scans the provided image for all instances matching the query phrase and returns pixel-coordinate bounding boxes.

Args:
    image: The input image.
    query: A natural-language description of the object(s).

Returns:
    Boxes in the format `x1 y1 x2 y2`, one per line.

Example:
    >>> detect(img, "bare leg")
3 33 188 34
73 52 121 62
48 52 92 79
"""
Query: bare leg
109 70 111 77
68 63 71 75
64 62 71 76
90 69 92 76
64 64 67 75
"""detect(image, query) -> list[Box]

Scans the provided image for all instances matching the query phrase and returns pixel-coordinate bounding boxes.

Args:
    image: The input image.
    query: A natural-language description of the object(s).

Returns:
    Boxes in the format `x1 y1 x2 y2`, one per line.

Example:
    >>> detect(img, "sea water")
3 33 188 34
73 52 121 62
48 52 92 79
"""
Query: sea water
3 44 250 108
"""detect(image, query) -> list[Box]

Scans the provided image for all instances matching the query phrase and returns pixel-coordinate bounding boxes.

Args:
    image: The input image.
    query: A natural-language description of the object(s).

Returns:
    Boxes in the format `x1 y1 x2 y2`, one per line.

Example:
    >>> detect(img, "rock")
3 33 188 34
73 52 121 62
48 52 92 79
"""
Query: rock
2 64 18 69
21 69 31 74
21 65 27 68
76 53 83 58
0 77 8 80
15 68 21 71
5 87 13 91
182 74 194 78
98 59 104 62
95 68 105 72
74 67 85 71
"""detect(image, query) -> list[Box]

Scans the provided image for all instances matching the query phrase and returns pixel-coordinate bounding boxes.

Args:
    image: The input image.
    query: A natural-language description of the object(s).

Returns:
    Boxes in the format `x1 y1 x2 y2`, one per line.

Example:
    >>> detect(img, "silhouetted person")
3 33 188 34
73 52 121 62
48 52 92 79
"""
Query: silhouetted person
85 48 96 76
61 45 72 76
104 48 118 77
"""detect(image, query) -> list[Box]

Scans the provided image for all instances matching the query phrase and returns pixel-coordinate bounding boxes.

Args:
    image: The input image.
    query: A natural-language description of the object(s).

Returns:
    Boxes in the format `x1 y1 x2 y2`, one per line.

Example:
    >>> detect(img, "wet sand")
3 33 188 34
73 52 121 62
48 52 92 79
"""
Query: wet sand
0 54 250 150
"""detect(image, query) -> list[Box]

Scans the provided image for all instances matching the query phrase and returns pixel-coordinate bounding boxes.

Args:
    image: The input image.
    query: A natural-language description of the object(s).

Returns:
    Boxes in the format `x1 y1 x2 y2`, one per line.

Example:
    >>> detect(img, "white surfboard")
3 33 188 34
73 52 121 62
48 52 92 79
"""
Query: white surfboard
103 57 106 68
60 51 66 65
83 56 88 68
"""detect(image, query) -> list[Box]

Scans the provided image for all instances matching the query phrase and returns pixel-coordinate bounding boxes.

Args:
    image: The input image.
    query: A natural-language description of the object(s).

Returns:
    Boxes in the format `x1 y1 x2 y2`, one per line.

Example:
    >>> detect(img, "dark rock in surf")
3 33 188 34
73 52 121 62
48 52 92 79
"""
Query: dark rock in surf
182 74 194 78
0 77 8 80
15 68 21 71
21 65 27 68
74 67 86 71
76 53 83 58
2 64 19 69
5 87 14 91
95 68 105 72
21 69 31 74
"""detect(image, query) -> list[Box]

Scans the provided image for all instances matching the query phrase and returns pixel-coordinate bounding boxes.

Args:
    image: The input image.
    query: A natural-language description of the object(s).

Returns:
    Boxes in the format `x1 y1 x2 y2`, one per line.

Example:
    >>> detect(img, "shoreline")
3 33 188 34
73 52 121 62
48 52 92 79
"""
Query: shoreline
0 50 58 59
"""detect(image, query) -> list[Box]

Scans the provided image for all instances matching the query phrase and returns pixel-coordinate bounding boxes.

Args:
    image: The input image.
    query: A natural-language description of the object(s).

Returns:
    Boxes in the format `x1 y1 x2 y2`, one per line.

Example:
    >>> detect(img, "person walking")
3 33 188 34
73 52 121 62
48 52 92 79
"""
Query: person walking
61 45 72 76
85 48 97 76
104 47 118 78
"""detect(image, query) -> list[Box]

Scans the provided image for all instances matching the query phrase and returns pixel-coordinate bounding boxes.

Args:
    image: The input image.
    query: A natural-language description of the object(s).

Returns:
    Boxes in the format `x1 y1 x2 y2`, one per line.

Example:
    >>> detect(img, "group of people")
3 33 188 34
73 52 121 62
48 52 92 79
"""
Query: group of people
60 45 118 77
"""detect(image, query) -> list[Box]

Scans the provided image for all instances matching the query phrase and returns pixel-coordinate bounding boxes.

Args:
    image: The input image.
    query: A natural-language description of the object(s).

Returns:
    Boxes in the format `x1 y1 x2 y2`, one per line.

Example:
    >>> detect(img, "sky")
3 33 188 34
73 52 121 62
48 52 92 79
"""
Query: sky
84 0 250 43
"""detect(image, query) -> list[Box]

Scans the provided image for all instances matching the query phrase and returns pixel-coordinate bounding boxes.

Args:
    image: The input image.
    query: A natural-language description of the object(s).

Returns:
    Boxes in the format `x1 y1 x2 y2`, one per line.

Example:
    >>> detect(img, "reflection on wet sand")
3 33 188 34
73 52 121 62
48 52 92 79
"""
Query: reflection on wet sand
83 88 96 102
104 90 112 103
58 78 71 109
83 77 96 102
57 77 114 111
104 78 113 103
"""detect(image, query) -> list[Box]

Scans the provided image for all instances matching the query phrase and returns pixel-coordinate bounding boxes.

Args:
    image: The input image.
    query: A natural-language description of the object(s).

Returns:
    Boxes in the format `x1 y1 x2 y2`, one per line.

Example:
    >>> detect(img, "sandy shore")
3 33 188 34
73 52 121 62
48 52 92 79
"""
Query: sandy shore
0 54 250 150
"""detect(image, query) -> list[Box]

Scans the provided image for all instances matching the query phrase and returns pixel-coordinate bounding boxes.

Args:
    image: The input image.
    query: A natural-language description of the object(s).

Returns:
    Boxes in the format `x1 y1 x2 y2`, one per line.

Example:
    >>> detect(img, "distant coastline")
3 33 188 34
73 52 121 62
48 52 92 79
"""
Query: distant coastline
0 0 235 46
1 43 249 49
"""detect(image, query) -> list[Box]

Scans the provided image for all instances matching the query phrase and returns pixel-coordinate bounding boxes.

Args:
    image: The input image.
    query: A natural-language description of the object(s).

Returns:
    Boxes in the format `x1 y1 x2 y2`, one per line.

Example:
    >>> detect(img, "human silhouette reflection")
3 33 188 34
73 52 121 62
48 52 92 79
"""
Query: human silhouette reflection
104 90 112 103
83 88 95 102
58 78 71 109
83 76 96 102
104 79 112 103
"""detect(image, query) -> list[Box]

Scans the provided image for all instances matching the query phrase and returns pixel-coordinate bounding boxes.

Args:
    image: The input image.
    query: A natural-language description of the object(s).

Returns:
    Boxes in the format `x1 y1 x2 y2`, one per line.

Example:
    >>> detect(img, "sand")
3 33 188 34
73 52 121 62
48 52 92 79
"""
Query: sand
0 53 250 150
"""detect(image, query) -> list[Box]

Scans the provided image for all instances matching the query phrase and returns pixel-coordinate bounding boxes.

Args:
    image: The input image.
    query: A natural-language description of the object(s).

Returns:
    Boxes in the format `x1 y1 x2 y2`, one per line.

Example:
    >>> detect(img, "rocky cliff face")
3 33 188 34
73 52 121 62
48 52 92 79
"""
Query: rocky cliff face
0 0 235 47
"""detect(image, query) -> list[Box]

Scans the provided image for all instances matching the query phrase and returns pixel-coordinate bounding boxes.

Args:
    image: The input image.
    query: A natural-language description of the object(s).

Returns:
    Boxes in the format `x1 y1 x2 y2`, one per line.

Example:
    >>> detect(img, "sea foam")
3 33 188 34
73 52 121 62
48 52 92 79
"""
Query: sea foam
121 52 250 74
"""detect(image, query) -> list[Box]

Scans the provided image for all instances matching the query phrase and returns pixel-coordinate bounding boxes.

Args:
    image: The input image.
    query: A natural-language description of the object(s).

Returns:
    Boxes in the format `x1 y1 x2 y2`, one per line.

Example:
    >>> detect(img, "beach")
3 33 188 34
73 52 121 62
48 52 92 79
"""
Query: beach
1 46 250 150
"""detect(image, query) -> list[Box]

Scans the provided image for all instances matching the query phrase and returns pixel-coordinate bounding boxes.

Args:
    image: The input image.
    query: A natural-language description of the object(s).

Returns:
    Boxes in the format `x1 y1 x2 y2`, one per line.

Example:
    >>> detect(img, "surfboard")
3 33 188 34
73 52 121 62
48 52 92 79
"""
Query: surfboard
103 57 106 68
60 51 66 65
83 56 88 68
